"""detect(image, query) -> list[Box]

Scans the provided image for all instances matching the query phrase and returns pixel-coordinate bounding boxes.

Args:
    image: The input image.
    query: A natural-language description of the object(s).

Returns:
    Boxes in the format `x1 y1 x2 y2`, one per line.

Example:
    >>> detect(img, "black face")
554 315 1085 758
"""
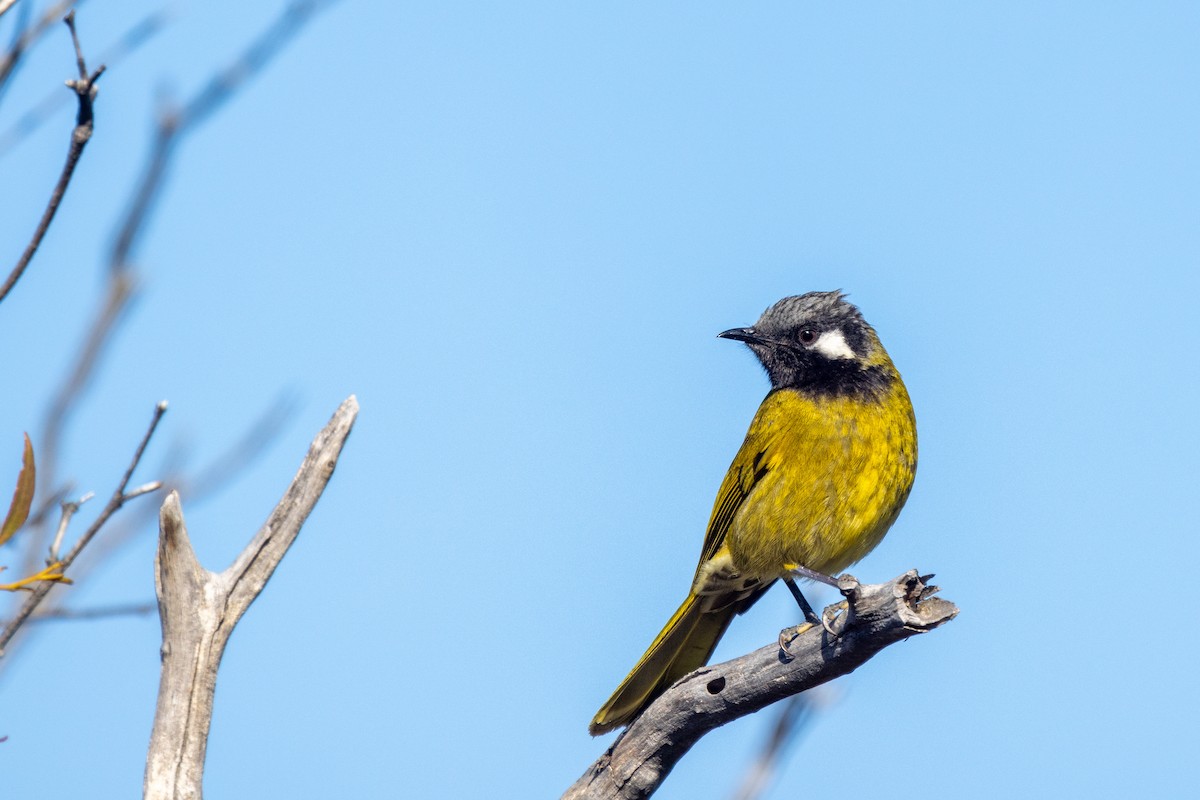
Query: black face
719 291 892 398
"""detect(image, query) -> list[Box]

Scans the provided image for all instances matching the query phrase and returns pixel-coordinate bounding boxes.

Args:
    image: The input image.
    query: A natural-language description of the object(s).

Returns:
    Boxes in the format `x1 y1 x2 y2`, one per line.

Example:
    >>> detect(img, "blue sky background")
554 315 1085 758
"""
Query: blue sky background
1 2 1198 798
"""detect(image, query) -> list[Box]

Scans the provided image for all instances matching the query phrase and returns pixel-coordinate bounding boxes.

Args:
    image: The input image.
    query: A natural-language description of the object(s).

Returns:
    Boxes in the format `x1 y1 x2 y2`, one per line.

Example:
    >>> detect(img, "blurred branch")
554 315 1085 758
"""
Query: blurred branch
111 0 337 273
0 0 32 104
0 401 166 655
26 0 333 578
28 599 155 622
0 0 79 103
564 572 958 800
143 395 357 800
0 6 172 156
729 694 822 800
0 11 103 306
0 396 295 677
72 391 297 576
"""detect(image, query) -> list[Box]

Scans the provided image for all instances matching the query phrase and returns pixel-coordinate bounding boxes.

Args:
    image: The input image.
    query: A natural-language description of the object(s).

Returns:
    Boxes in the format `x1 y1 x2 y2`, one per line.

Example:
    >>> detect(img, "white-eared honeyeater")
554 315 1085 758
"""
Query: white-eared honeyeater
590 291 917 735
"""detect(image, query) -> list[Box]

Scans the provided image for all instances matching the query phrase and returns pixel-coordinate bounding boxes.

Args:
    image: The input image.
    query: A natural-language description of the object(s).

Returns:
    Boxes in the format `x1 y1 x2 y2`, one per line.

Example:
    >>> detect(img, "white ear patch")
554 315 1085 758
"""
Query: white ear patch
813 329 856 360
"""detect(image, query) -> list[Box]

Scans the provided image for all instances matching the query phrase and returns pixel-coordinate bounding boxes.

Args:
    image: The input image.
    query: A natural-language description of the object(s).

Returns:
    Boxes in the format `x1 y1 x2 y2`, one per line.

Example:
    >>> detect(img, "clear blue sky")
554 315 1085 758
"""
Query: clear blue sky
2 2 1198 798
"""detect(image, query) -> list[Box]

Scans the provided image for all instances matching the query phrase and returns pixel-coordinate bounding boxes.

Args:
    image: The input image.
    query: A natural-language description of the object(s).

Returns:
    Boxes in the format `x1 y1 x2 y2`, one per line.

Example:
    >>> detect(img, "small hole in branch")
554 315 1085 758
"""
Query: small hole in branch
706 676 726 695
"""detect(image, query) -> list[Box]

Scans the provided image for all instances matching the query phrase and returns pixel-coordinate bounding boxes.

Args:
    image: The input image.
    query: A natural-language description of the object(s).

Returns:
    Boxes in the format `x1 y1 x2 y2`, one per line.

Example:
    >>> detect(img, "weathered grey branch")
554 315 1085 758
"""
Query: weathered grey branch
143 395 357 800
565 571 958 800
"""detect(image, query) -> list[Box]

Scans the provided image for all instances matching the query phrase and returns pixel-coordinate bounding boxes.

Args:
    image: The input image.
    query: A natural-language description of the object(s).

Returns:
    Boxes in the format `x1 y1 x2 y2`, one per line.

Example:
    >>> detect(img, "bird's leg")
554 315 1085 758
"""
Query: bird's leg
783 577 821 626
778 576 823 653
786 563 839 588
784 565 847 637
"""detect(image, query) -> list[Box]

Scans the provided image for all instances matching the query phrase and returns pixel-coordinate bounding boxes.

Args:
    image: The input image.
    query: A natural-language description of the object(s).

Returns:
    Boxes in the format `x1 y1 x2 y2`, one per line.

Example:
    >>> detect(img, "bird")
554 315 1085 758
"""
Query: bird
589 291 917 735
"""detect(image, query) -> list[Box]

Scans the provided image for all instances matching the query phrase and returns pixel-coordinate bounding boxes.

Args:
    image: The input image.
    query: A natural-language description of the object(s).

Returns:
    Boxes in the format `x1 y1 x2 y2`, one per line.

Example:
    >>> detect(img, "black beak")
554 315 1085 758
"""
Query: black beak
718 327 764 344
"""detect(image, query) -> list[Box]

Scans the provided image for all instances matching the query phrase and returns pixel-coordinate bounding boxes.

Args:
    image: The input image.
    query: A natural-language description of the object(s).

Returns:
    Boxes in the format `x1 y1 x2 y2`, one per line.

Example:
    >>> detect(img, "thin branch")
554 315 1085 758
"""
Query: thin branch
0 7 173 156
0 402 166 655
143 395 357 800
0 373 293 678
77 392 296 574
47 490 93 562
0 10 103 306
564 572 958 800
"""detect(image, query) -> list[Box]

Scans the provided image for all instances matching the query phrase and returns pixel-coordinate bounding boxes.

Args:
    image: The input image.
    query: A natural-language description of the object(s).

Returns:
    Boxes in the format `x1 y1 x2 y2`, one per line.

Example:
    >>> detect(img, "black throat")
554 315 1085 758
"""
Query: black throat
760 347 893 400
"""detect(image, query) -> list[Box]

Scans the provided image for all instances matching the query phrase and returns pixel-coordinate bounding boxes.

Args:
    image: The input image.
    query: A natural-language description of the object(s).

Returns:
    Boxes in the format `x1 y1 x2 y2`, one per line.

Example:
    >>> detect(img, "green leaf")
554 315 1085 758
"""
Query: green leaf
0 434 36 547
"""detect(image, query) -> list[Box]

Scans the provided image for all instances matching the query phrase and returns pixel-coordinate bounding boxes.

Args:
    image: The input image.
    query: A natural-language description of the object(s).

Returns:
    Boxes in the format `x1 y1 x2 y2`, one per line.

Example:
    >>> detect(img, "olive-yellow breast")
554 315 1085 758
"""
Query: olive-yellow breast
590 291 917 735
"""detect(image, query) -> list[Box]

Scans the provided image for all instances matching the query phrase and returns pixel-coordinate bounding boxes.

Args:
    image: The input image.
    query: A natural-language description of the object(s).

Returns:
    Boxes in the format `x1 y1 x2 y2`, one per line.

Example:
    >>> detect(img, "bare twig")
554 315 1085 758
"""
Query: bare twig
564 572 958 800
143 395 357 800
0 7 172 156
0 394 294 676
0 10 103 306
58 392 295 588
47 490 93 562
0 402 166 655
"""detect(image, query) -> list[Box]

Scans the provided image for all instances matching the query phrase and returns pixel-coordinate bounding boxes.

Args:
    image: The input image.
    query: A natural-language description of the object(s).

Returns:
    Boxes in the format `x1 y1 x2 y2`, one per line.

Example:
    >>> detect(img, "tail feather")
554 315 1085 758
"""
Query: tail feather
589 593 737 735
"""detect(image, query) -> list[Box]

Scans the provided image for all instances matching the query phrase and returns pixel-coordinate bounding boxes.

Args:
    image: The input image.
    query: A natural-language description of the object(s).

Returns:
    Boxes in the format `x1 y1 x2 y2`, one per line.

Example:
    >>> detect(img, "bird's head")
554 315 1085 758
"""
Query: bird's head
719 291 895 397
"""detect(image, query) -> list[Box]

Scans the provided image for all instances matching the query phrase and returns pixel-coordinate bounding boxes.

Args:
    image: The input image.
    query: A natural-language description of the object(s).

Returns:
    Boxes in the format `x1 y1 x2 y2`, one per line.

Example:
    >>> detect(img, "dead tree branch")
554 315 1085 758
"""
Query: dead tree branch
564 571 958 800
143 395 357 800
0 10 103 306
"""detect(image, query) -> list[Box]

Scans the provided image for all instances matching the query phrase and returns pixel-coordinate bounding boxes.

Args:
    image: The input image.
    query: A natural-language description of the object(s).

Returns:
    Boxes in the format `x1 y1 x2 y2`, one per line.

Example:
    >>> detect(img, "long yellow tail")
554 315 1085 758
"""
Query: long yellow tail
589 593 739 735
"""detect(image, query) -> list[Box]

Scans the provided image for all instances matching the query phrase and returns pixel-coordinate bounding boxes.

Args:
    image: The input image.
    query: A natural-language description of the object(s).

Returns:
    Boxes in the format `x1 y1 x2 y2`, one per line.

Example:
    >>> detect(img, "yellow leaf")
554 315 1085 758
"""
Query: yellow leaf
0 434 36 547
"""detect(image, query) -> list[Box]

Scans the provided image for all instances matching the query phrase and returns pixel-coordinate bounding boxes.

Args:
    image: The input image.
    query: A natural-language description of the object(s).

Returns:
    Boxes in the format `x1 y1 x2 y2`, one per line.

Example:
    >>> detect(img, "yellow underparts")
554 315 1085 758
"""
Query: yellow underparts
717 381 916 585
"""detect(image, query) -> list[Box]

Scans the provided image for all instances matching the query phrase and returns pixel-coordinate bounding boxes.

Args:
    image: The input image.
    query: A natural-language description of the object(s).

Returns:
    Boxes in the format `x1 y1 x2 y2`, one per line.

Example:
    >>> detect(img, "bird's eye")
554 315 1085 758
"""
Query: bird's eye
798 329 817 344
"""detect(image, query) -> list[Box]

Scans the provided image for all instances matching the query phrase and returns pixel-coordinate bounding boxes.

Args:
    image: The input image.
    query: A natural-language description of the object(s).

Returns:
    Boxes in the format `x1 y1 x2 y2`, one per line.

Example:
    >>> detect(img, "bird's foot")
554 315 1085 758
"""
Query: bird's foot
820 600 848 636
778 621 816 657
818 574 863 636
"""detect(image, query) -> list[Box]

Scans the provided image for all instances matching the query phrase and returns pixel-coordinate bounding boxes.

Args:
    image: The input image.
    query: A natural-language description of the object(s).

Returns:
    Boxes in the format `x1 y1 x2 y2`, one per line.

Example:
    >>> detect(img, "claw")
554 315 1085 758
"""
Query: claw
778 621 816 656
820 600 848 636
